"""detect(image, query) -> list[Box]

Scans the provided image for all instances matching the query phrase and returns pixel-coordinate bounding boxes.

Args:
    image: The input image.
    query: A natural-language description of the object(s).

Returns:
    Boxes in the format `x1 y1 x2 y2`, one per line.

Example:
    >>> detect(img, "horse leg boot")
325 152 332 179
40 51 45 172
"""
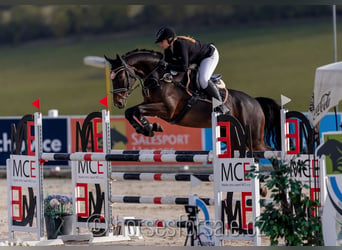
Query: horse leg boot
125 107 154 136
139 116 155 137
204 80 229 114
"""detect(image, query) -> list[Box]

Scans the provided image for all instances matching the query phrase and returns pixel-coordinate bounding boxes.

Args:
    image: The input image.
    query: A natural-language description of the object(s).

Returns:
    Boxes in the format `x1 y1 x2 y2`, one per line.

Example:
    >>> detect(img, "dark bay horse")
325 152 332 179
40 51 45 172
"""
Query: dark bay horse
104 49 281 151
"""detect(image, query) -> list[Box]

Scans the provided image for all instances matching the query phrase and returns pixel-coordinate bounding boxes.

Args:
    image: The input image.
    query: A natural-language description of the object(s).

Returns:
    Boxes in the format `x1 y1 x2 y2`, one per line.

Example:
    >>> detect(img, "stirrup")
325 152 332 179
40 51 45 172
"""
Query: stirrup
214 104 229 114
161 73 173 83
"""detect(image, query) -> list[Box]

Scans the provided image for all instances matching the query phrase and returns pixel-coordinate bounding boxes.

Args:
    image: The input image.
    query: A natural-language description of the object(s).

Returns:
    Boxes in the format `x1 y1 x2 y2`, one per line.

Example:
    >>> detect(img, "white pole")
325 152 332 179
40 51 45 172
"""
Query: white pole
333 5 338 62
333 5 339 129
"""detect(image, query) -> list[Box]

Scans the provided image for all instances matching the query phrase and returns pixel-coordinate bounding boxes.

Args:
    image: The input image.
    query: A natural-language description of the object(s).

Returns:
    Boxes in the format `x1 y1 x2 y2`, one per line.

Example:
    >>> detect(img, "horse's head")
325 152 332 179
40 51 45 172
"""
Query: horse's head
104 54 137 109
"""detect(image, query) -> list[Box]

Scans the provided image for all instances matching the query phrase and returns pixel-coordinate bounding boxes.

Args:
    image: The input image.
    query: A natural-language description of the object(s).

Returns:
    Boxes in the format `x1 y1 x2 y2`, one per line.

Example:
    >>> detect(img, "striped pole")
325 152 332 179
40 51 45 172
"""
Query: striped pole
41 150 283 163
111 149 210 155
110 196 256 207
41 152 210 163
111 173 214 182
110 195 215 206
111 149 281 159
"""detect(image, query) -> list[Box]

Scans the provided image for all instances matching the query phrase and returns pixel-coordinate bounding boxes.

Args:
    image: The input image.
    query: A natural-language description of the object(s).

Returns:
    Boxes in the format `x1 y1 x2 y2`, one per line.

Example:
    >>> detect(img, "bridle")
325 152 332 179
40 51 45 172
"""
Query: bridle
110 56 139 98
110 55 163 99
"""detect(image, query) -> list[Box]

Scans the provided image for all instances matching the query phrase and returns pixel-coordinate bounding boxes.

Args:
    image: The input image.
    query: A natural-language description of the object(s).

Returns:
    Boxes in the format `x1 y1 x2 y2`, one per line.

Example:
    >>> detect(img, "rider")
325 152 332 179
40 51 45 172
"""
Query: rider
155 26 229 114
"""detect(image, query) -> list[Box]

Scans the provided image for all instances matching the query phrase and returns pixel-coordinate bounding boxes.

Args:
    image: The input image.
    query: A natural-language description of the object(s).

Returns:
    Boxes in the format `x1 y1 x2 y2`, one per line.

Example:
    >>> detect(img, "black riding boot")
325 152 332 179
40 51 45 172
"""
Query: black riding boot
204 80 229 114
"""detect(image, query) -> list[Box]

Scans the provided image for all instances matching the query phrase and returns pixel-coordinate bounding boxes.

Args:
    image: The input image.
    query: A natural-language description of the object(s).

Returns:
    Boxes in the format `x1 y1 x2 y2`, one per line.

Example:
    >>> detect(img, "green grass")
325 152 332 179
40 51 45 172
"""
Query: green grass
0 20 340 116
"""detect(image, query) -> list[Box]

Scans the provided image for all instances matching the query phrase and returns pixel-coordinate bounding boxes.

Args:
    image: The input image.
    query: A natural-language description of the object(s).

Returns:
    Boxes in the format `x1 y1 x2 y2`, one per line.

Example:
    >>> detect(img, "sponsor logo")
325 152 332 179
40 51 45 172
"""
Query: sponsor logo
313 91 331 121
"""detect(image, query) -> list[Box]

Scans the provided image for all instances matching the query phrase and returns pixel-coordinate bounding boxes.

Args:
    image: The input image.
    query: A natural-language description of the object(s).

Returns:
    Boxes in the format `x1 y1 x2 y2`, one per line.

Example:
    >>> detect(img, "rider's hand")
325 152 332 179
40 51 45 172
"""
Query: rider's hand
159 59 168 69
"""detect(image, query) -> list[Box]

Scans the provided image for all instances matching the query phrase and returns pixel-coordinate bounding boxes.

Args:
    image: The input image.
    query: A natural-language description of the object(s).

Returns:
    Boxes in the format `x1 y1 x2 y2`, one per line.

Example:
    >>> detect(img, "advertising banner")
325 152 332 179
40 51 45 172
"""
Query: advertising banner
0 117 68 167
69 116 203 165
125 117 202 151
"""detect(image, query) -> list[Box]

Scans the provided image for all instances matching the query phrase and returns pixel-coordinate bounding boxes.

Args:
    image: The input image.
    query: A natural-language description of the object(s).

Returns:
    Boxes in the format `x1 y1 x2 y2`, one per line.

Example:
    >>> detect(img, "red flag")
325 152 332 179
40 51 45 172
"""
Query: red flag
99 96 108 110
32 98 40 113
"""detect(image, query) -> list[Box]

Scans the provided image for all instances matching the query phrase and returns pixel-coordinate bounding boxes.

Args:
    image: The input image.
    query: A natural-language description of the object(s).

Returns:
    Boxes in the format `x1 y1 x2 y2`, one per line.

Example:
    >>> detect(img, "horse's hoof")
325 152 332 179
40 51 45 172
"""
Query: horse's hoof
136 128 144 134
260 186 267 197
143 130 154 137
136 127 154 137
152 123 163 132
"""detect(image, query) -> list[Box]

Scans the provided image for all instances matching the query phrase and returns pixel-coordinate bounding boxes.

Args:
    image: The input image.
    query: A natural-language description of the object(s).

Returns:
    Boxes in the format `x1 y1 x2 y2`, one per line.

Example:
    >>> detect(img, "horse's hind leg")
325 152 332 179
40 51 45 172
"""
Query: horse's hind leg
248 115 272 151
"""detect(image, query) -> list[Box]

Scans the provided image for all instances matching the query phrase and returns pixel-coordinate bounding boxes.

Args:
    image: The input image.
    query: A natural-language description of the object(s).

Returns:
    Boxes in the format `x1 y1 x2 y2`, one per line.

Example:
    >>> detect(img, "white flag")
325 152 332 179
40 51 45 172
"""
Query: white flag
281 94 291 106
190 175 202 188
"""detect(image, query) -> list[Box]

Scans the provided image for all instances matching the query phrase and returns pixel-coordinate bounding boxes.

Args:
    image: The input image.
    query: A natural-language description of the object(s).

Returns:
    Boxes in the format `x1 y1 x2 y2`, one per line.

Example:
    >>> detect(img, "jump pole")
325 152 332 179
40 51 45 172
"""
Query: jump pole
42 151 282 162
110 195 215 205
111 173 214 182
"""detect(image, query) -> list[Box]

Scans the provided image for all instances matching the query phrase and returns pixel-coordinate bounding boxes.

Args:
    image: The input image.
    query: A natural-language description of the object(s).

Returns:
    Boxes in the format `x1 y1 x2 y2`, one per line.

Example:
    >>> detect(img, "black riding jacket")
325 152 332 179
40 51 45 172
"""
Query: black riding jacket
164 38 214 72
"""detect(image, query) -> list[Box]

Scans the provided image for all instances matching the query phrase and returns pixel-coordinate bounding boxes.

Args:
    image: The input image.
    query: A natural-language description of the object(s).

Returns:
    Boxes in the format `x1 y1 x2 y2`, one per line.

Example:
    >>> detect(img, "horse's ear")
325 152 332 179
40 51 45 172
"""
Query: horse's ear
104 55 114 65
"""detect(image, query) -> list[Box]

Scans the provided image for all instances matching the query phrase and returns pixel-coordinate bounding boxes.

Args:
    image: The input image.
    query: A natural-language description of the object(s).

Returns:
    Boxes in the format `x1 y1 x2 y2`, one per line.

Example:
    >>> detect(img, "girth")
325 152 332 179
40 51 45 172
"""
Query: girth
170 95 199 124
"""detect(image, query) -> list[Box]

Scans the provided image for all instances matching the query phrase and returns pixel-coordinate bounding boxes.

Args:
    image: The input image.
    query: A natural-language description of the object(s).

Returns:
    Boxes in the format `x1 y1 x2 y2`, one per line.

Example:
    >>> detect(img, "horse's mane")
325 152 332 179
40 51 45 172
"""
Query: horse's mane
122 49 163 59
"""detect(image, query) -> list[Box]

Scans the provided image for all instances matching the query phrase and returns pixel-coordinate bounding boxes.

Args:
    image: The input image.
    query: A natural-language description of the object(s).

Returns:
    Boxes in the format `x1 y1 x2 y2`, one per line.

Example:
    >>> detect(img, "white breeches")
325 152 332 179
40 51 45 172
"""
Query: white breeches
198 45 219 89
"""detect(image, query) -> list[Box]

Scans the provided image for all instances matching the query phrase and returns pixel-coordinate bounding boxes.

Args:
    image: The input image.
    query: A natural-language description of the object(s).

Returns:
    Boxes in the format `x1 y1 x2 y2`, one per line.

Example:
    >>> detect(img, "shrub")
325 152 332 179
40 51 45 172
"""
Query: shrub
247 157 323 246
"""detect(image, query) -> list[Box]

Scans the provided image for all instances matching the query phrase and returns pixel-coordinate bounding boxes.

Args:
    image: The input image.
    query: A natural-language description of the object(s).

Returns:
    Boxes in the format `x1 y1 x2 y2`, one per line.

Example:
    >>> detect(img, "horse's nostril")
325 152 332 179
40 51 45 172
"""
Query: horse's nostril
115 102 124 109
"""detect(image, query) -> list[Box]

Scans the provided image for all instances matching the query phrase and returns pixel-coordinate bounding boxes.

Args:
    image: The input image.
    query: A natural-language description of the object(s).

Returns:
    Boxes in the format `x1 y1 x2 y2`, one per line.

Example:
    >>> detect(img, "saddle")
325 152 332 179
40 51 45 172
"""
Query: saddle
162 66 228 102
161 67 229 124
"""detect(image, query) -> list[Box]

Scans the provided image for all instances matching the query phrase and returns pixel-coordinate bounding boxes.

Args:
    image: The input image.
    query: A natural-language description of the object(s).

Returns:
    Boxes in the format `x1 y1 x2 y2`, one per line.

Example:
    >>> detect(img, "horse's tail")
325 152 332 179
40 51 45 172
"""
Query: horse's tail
255 97 281 150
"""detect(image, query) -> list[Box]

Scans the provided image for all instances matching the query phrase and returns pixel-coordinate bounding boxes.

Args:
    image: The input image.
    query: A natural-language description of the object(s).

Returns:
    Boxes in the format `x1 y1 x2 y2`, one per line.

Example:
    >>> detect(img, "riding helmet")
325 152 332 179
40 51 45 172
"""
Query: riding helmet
155 26 176 43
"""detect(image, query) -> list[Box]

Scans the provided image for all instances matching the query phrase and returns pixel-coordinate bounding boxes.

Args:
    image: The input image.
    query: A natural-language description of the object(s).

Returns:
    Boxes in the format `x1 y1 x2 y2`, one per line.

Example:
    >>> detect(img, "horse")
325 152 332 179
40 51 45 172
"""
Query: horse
104 49 281 151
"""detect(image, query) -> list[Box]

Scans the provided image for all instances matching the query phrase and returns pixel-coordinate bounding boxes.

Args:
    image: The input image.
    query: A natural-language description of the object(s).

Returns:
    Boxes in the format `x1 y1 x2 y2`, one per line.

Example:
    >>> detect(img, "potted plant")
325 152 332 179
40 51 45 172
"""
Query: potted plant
44 194 73 239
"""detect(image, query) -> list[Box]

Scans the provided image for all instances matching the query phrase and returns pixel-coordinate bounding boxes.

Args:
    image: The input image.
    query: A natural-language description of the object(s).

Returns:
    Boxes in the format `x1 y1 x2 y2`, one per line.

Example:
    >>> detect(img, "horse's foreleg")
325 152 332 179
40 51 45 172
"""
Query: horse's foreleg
125 106 163 137
138 102 173 134
125 103 170 137
125 107 152 136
